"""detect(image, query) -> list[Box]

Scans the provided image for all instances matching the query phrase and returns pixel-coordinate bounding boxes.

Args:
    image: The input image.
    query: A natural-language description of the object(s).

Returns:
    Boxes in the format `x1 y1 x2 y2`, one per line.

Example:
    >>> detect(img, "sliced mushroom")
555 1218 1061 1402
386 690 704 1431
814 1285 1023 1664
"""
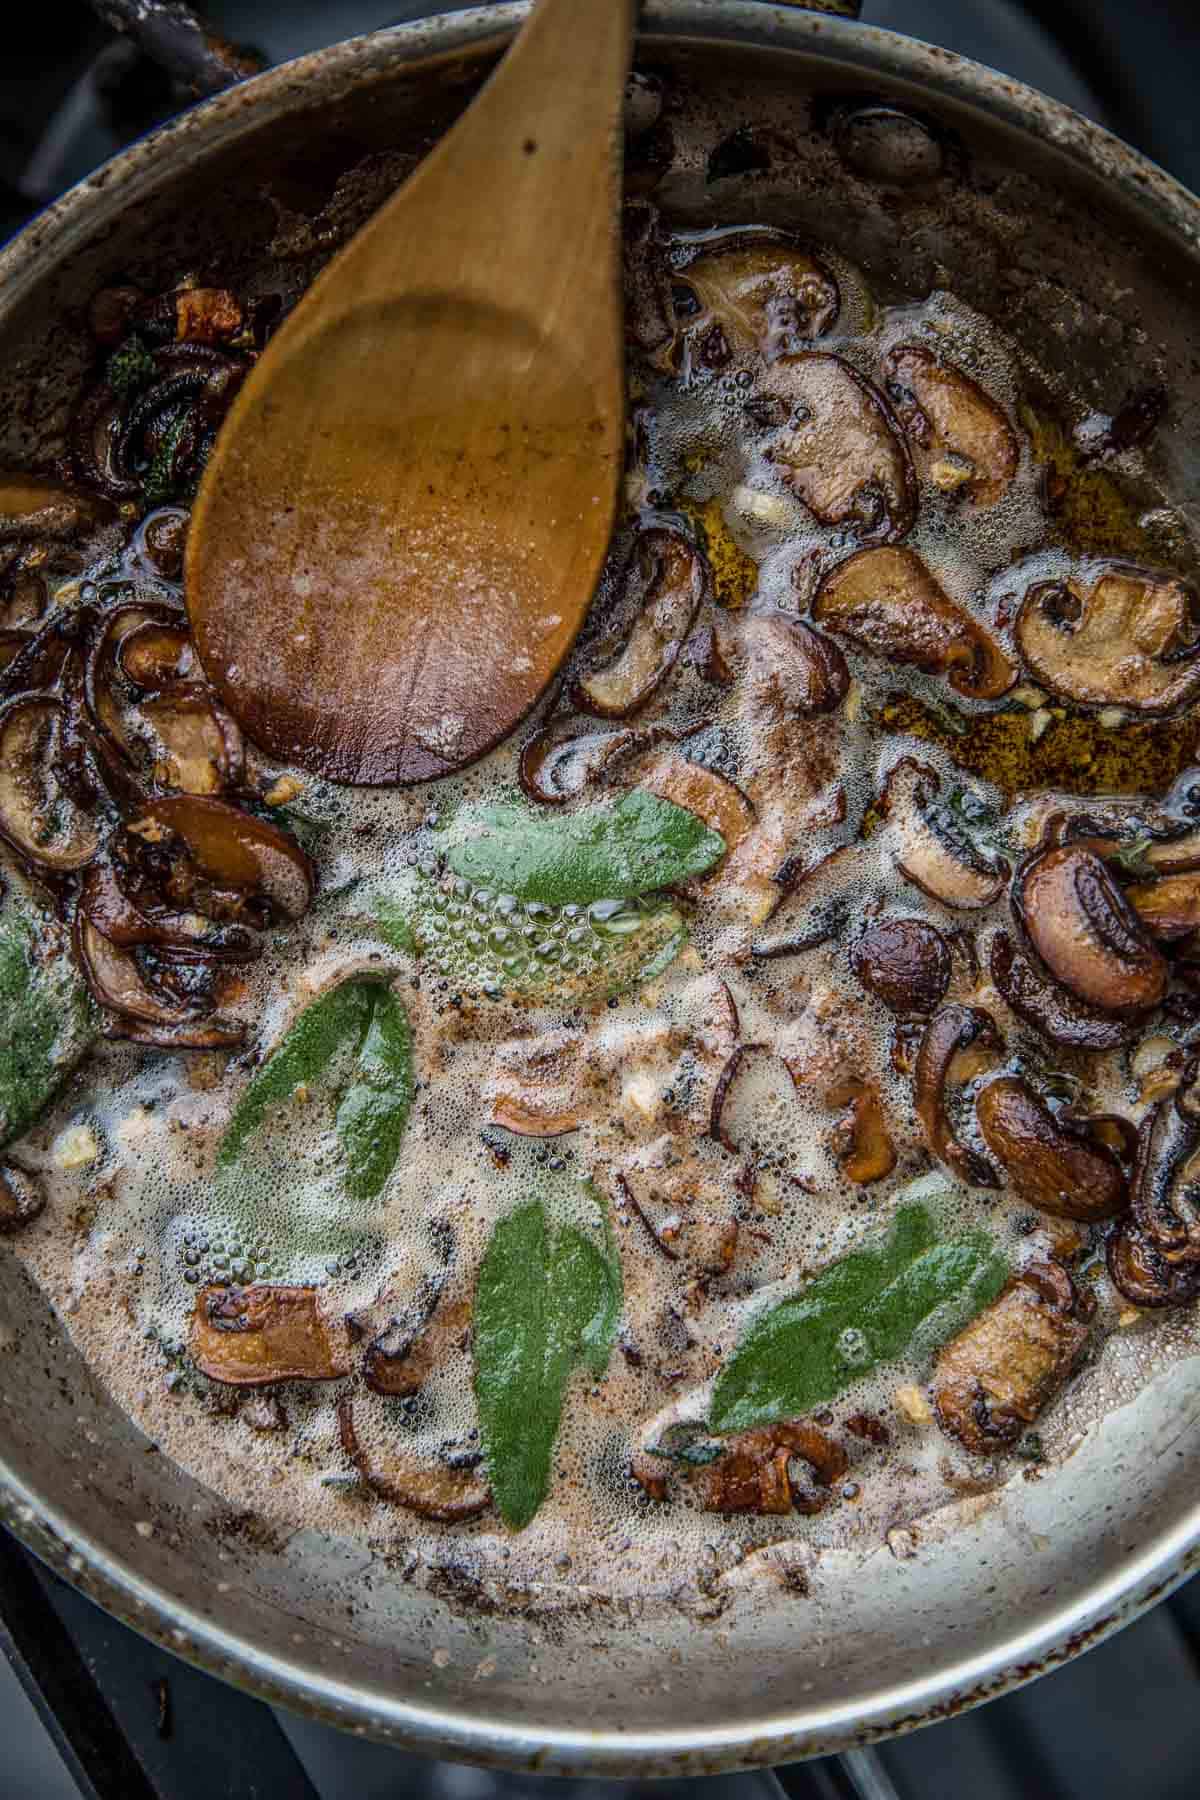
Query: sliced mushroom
74 914 208 1027
137 686 243 795
975 1077 1127 1221
117 622 195 689
0 1165 44 1232
364 1295 472 1398
751 843 855 960
519 720 636 806
1122 1059 1200 1268
1107 1222 1200 1309
0 474 113 541
851 917 951 1015
914 1004 1003 1187
675 229 840 357
0 697 101 873
933 1263 1091 1454
739 612 849 718
128 795 314 923
701 1421 848 1515
814 548 1015 699
824 1075 896 1185
989 931 1139 1051
337 1395 490 1523
1014 565 1200 713
755 354 916 544
191 1284 349 1386
881 344 1019 507
1016 845 1167 1014
636 754 754 865
1125 872 1200 942
490 1095 581 1137
574 529 708 718
880 760 1008 909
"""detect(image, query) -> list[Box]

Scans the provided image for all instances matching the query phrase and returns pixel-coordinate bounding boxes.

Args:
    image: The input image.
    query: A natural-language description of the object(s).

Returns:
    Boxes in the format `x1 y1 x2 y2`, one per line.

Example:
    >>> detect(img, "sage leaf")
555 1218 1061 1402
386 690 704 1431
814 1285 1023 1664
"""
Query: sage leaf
474 1194 622 1529
708 1203 1007 1436
219 978 413 1200
444 789 725 906
0 908 96 1147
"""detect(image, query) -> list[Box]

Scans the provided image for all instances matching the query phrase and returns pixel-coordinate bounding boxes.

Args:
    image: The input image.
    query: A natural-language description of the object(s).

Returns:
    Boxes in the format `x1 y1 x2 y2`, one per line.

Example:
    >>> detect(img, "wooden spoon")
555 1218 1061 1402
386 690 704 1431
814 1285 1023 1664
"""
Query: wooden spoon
186 0 635 785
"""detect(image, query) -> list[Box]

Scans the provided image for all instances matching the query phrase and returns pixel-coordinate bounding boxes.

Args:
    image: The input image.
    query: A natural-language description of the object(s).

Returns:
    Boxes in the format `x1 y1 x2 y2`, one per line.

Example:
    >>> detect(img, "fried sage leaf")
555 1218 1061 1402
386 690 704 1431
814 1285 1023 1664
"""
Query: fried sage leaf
708 1202 1006 1435
0 909 96 1148
474 1194 622 1529
443 790 725 906
219 977 413 1201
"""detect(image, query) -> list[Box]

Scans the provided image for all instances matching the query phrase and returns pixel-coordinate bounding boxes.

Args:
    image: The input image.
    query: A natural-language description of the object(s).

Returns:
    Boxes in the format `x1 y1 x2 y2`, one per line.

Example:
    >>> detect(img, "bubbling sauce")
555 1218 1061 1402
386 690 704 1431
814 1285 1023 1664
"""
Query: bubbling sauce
3 203 1200 1611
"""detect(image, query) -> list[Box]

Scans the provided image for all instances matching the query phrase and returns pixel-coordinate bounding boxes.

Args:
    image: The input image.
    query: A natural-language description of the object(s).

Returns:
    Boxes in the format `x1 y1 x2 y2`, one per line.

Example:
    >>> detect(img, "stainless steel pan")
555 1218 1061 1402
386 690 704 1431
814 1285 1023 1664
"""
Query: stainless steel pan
1 1 1199 1775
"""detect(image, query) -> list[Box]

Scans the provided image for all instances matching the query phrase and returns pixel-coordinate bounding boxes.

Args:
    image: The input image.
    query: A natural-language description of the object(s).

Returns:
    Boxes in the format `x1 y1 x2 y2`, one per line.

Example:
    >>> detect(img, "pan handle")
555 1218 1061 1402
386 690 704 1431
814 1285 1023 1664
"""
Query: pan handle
87 0 862 100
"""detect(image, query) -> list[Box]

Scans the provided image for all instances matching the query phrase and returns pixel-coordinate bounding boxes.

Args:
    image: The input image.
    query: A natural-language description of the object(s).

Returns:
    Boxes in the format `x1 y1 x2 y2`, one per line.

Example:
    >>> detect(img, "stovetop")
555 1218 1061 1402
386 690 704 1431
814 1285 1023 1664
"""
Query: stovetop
1 3 1198 1796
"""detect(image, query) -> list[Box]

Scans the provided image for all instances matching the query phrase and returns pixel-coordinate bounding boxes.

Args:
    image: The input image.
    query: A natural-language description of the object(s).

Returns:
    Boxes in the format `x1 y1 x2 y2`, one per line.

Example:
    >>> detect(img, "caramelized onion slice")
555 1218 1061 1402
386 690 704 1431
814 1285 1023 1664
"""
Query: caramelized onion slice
0 697 100 872
914 1004 1003 1188
129 795 314 921
337 1395 490 1523
882 344 1019 507
1014 565 1200 714
880 759 1008 909
574 529 708 718
815 547 1015 700
676 230 840 356
191 1284 349 1386
756 353 916 544
933 1264 1090 1453
1016 845 1167 1015
975 1077 1127 1221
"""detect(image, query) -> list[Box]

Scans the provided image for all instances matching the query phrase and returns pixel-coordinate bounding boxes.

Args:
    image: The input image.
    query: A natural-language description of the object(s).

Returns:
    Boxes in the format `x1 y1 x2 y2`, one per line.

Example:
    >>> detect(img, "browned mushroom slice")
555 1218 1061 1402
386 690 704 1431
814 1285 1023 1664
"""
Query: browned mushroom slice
0 1165 44 1233
0 474 113 541
79 856 257 961
118 622 196 689
756 354 916 544
914 1004 1003 1188
129 795 314 922
814 548 1015 699
0 698 101 874
364 1297 473 1398
851 917 951 1016
975 1077 1127 1221
933 1263 1091 1454
1014 565 1200 713
137 687 243 796
880 760 1008 909
709 1042 794 1156
675 230 840 357
102 1012 244 1050
519 720 636 806
752 843 855 960
73 914 213 1028
191 1284 349 1386
636 754 754 866
701 1421 848 1515
824 1075 896 1185
1016 845 1167 1014
881 344 1019 506
490 1095 581 1137
1122 1060 1200 1267
1125 871 1200 942
574 529 708 718
739 612 849 718
1107 1222 1200 1309
337 1395 490 1522
989 931 1139 1051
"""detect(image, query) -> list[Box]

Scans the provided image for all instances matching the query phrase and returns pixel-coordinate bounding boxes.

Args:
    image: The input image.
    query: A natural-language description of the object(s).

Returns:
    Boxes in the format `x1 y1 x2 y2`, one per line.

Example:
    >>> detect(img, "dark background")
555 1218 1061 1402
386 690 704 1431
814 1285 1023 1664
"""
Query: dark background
0 3 1199 1797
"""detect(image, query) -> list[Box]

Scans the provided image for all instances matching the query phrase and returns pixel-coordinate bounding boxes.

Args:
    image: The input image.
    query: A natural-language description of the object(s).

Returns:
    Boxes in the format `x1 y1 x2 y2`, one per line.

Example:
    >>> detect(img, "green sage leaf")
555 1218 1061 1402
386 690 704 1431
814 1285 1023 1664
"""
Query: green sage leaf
708 1203 1007 1436
219 978 413 1200
443 789 725 906
474 1194 622 1530
0 908 96 1148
